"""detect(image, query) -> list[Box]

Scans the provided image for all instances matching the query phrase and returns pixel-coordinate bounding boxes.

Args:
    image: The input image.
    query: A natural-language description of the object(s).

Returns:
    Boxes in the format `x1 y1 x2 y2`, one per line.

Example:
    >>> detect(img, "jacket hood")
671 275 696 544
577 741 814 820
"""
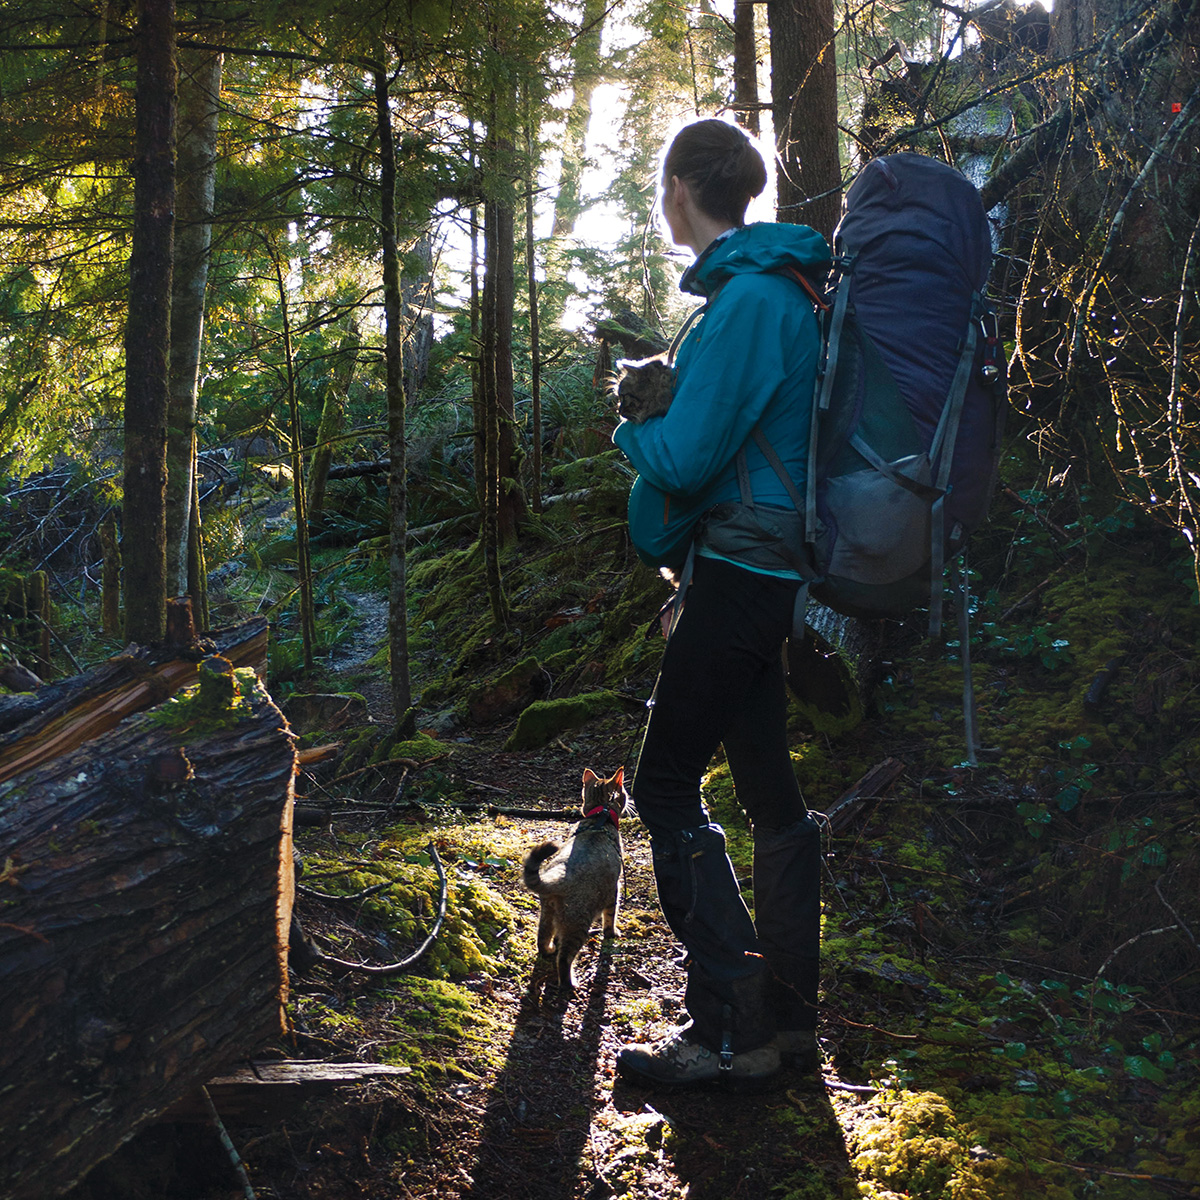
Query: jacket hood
680 221 831 297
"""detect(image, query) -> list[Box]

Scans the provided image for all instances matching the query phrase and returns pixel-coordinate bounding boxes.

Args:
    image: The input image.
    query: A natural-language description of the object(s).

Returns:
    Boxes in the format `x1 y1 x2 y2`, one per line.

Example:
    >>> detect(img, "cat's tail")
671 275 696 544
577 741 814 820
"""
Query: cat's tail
522 842 559 893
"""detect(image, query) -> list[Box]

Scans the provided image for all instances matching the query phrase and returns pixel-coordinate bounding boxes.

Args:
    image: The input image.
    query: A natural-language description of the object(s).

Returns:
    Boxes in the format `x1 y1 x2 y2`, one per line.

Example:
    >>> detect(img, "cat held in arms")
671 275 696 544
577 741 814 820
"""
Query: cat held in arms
611 355 675 423
522 767 627 992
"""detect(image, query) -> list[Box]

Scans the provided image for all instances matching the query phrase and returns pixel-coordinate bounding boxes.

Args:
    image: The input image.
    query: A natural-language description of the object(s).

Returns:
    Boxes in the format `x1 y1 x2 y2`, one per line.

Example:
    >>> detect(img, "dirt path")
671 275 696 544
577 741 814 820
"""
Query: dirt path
252 678 859 1200
158 604 858 1199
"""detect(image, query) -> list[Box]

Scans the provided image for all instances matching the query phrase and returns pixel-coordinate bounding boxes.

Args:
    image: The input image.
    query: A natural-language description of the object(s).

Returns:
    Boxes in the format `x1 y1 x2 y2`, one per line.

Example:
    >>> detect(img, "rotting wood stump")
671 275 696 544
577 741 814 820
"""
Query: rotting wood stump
0 649 296 1200
787 602 887 731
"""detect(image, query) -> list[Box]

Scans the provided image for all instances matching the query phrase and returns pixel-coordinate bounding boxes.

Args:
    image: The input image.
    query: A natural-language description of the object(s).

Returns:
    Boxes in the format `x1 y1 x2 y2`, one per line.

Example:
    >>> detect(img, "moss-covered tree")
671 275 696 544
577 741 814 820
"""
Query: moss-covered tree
122 0 177 644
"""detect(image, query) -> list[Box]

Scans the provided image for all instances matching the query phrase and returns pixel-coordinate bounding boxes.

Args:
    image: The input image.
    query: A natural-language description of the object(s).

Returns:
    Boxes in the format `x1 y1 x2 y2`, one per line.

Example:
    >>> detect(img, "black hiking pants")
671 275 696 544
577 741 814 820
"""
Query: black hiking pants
632 555 820 1051
634 554 807 834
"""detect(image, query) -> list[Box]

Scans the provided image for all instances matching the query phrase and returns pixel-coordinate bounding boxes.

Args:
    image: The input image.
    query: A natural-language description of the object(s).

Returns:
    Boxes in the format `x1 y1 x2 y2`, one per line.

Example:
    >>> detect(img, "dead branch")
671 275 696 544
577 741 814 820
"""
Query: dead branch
308 842 450 977
818 758 906 834
333 752 448 782
1093 925 1180 982
200 1087 257 1200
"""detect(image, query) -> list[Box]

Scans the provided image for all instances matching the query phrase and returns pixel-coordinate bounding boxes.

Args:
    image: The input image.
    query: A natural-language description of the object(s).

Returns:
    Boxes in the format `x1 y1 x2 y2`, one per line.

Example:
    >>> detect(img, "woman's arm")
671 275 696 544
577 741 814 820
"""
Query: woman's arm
613 274 813 497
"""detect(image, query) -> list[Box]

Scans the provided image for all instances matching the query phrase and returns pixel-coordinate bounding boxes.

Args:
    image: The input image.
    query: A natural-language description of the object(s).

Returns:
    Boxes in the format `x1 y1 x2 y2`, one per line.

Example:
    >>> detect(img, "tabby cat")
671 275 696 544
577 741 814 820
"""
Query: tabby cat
522 767 626 991
611 354 675 423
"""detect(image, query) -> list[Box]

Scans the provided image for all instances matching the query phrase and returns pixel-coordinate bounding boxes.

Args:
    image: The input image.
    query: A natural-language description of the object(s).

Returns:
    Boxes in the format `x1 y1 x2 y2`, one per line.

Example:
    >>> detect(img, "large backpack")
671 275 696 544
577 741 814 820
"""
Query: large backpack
802 152 1006 625
701 153 1005 761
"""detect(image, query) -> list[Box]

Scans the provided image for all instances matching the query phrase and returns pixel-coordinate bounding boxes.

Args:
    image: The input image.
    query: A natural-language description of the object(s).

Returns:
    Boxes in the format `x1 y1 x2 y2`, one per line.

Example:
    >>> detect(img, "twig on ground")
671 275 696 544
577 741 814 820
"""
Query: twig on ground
200 1086 257 1200
298 880 394 903
334 753 448 782
313 842 450 978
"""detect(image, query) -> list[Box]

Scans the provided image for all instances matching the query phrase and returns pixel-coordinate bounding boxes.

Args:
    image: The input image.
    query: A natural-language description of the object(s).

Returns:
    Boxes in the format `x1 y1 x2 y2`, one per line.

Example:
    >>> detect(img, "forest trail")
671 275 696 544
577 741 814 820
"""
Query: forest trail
234 600 858 1200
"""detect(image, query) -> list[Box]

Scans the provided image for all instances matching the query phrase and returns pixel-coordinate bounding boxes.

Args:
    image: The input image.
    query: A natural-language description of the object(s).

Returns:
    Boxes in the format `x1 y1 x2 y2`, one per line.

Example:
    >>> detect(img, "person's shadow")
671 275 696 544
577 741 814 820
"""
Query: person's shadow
464 940 615 1199
609 1068 853 1199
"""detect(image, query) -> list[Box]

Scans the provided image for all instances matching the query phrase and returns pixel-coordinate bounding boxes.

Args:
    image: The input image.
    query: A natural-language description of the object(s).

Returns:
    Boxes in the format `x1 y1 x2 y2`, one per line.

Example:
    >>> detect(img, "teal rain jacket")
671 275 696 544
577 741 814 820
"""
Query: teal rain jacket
614 221 830 570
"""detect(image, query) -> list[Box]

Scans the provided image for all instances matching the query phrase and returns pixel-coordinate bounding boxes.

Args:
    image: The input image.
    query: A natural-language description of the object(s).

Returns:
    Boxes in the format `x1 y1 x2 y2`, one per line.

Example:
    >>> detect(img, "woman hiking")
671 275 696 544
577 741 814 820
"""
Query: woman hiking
613 118 829 1091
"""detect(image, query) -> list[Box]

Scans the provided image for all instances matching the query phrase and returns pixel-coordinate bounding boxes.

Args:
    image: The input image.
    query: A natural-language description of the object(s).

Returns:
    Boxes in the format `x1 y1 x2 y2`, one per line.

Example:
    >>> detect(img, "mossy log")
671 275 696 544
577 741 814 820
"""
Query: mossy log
0 616 268 785
0 673 296 1200
788 603 887 734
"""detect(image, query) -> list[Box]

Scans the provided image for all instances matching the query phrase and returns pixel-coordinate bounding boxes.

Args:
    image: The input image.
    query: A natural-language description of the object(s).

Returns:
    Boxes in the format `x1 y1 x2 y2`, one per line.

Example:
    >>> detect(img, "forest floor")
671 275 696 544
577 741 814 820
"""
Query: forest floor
247 707 864 1200
68 479 1200 1200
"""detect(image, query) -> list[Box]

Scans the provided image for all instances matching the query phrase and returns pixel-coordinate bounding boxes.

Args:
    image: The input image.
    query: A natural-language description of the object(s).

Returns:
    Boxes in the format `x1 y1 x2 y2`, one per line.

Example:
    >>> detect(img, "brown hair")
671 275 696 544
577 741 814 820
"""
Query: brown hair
661 119 767 227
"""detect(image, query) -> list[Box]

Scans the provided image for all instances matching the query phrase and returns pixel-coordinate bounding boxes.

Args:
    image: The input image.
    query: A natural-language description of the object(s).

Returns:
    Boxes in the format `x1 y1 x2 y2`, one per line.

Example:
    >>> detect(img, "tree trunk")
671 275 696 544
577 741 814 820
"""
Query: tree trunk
734 0 761 135
490 152 523 545
99 510 122 637
525 99 543 514
480 189 507 626
122 0 177 645
375 65 412 723
268 239 315 674
0 669 295 1200
403 232 434 400
166 49 221 600
550 0 606 238
187 467 208 630
306 328 360 523
768 0 841 241
27 569 51 677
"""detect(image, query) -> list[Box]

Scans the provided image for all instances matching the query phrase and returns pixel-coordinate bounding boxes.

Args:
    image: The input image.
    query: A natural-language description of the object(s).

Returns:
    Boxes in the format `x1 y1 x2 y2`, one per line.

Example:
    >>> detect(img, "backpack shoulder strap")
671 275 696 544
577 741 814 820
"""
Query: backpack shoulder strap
666 302 707 365
751 427 806 518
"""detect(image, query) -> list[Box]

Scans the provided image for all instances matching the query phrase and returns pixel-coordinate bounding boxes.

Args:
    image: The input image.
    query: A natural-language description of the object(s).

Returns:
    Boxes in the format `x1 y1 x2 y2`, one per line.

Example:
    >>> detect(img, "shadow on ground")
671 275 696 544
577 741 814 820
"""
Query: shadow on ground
465 950 616 1198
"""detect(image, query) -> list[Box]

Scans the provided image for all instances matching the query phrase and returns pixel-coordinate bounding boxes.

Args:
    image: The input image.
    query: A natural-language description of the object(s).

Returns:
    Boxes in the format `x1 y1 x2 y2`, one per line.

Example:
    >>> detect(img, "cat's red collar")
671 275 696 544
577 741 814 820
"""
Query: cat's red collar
584 804 621 827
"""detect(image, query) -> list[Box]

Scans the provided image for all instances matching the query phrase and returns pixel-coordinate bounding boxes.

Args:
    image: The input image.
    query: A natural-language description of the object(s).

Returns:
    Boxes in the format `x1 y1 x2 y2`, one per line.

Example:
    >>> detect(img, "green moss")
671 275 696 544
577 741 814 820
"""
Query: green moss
148 664 261 734
1140 1082 1200 1182
361 728 448 766
504 689 625 750
299 830 519 982
847 1088 1074 1200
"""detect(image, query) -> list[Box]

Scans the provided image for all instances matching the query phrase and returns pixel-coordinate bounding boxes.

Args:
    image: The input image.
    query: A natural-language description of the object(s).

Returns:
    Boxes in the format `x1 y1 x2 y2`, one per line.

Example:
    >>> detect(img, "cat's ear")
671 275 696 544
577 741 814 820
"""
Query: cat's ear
612 766 624 787
582 768 599 785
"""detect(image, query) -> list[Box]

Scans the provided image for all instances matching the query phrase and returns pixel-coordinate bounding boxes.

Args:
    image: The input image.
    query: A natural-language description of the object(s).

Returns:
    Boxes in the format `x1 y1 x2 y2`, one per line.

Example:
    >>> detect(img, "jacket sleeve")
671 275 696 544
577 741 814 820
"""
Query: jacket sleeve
613 273 814 498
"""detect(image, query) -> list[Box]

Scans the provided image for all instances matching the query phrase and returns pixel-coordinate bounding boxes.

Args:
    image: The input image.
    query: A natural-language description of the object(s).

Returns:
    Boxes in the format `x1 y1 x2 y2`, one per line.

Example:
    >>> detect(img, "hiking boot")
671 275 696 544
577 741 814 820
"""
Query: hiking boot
616 1026 780 1092
773 1029 820 1072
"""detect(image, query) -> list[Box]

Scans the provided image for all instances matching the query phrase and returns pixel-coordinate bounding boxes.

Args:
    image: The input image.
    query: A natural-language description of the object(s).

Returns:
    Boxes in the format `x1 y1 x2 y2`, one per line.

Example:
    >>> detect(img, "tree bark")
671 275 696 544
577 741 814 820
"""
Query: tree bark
375 64 412 723
550 0 607 238
768 0 841 241
306 329 360 523
122 0 176 645
402 232 434 399
267 238 315 673
99 510 122 636
166 49 221 601
525 97 543 514
480 188 507 626
487 148 523 546
0 616 269 784
0 675 296 1200
734 0 761 135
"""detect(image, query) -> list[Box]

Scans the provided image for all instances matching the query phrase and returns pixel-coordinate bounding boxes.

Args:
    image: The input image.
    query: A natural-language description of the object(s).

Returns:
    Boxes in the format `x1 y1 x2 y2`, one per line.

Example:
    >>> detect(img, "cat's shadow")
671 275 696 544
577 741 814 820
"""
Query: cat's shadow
464 930 616 1197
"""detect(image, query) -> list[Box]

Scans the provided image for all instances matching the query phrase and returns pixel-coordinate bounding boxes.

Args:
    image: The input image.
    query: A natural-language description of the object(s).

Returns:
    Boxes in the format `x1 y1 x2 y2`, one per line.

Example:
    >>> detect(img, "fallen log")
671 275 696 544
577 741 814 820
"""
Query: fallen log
165 1060 412 1123
0 664 296 1200
818 757 906 834
0 616 269 784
